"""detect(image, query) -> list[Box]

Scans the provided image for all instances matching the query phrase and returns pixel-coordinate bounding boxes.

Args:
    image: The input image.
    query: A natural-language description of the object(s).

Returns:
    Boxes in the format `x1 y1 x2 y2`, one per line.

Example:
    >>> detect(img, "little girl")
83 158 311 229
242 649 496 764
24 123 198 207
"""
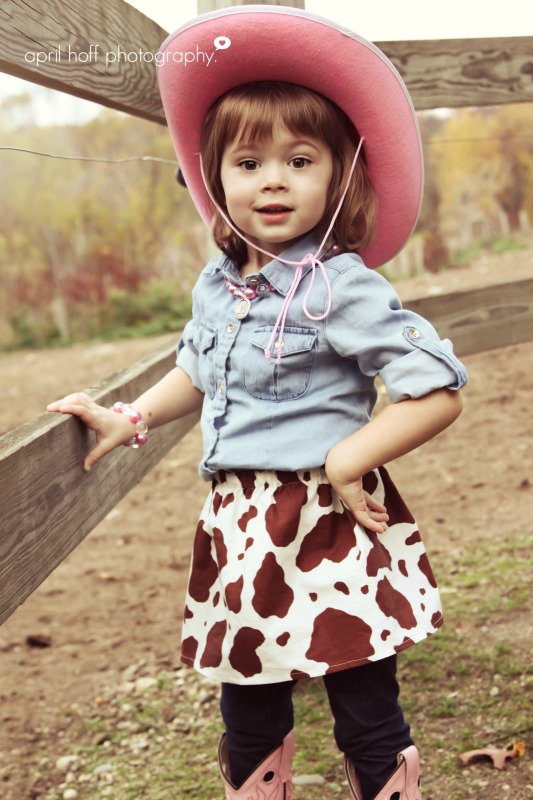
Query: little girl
48 7 468 800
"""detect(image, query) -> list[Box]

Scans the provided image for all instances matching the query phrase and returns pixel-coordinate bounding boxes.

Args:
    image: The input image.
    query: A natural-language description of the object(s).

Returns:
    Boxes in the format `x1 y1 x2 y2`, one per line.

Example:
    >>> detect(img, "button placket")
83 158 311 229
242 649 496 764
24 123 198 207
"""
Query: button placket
214 315 240 405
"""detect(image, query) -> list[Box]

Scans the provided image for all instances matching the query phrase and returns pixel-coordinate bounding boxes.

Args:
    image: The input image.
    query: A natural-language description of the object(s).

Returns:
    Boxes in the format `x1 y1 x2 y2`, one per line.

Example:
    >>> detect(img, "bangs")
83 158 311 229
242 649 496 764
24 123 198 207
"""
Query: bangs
212 82 351 151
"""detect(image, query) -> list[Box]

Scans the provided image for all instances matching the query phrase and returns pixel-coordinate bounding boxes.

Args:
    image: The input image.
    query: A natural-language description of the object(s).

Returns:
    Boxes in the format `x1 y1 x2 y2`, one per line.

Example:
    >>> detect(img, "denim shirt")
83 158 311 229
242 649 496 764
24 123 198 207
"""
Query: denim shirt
177 234 467 480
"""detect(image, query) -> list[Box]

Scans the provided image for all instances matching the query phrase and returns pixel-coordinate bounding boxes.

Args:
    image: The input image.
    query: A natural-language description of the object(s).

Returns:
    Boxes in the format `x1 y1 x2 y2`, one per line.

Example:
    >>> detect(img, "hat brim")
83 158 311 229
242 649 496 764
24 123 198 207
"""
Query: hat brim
157 5 423 269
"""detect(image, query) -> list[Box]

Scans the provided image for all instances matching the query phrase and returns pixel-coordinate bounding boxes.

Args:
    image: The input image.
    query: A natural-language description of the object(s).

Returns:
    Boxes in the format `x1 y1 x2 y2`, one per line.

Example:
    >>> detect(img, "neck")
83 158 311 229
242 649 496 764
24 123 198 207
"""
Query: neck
239 247 271 276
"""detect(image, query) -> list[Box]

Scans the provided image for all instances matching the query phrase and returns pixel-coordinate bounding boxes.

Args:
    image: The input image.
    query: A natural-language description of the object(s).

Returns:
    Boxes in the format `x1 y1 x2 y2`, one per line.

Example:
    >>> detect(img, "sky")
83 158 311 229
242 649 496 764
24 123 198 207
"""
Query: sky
0 0 532 124
126 0 533 41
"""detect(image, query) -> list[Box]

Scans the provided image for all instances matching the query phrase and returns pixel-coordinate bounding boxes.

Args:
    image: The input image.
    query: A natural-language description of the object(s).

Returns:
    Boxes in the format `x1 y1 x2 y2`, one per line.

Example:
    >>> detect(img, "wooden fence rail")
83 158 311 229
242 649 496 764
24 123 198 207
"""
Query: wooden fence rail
2 279 533 625
1 0 532 626
1 0 532 122
0 340 199 626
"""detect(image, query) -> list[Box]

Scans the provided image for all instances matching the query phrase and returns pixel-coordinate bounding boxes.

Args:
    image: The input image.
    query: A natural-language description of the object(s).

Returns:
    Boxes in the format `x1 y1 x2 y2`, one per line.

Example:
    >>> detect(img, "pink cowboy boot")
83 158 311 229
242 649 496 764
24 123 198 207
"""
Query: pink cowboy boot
345 746 422 800
218 730 295 799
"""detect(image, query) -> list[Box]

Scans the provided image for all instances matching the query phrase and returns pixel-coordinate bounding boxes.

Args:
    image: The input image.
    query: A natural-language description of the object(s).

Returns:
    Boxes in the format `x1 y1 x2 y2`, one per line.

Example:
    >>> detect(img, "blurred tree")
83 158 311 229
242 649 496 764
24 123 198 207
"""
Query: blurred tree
427 103 533 254
0 105 203 345
489 104 533 231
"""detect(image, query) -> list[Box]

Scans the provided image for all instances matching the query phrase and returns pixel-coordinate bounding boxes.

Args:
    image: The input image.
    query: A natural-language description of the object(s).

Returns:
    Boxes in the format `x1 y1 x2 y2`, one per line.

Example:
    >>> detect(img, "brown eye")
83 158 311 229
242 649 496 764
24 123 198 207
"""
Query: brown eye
290 157 310 169
239 160 259 171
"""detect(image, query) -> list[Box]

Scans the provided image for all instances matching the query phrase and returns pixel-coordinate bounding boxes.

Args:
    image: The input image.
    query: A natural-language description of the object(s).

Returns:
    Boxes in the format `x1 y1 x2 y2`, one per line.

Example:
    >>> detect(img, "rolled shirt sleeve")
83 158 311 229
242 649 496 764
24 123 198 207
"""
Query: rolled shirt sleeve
325 260 468 403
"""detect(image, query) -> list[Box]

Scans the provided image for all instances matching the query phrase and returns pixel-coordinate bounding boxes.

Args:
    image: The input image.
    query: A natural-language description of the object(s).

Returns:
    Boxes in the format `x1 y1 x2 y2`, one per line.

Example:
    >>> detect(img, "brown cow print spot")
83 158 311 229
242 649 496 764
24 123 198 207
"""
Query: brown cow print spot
317 483 333 507
213 492 223 515
212 527 228 570
222 492 235 508
366 530 393 576
188 521 218 603
181 636 199 662
418 552 438 588
334 582 350 595
306 608 375 664
238 505 258 532
225 576 244 614
375 576 417 629
296 511 355 572
252 553 294 618
238 472 256 498
200 621 227 668
229 627 265 678
362 470 379 495
265 482 308 547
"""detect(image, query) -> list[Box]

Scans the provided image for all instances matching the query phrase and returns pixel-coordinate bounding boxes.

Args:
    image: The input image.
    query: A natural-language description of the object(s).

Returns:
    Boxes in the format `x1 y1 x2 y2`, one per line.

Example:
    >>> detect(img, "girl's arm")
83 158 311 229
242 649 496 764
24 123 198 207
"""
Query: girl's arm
47 366 203 472
325 388 463 533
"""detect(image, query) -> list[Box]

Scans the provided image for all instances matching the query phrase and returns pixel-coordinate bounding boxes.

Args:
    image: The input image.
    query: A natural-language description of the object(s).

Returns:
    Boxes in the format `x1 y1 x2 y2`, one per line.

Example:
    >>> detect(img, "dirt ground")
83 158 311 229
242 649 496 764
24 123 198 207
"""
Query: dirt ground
0 240 532 798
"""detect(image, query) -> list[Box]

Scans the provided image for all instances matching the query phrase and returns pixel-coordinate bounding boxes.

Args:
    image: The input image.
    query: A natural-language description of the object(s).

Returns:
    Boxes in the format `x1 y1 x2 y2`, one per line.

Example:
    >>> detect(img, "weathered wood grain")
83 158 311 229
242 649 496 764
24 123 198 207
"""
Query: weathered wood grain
0 0 167 123
0 1 531 120
0 340 199 626
404 278 533 356
381 37 533 110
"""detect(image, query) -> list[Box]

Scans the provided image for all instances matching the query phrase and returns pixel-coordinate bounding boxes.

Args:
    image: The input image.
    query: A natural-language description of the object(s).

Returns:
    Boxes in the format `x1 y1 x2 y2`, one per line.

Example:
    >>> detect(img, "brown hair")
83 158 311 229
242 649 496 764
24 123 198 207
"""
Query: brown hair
199 81 378 265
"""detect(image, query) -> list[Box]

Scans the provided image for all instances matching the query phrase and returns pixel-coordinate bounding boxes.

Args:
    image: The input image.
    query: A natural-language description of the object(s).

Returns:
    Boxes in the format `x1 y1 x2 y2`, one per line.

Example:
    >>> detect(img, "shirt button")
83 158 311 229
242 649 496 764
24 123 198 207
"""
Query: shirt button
226 322 234 333
217 383 224 394
408 328 420 339
275 338 285 350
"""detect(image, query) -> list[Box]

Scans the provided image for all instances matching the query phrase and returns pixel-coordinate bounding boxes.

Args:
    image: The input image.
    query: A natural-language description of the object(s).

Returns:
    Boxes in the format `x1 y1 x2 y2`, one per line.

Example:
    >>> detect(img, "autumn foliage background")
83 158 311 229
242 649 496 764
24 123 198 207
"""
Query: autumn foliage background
0 94 532 349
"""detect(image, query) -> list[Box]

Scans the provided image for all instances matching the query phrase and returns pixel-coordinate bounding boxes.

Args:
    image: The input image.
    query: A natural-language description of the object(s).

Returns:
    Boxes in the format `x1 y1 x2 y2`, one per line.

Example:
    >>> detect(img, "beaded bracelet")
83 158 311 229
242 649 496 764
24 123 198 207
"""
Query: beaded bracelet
111 401 149 448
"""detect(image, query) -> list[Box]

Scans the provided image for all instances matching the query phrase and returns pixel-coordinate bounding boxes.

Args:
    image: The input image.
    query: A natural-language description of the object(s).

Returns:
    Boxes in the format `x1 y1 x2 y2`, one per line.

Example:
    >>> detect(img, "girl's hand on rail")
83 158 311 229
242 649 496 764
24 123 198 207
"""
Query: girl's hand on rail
47 392 137 472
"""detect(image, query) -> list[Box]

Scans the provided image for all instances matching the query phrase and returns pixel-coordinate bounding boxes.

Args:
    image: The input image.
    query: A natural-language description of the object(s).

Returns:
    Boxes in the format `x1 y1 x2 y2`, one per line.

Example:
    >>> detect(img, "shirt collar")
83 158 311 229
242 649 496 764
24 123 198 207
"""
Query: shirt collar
211 231 323 296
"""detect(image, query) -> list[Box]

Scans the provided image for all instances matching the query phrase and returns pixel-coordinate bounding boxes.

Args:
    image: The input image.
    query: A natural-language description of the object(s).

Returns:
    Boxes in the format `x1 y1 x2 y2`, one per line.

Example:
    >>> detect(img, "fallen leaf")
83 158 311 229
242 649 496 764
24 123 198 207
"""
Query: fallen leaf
26 634 52 648
458 740 526 770
98 572 118 582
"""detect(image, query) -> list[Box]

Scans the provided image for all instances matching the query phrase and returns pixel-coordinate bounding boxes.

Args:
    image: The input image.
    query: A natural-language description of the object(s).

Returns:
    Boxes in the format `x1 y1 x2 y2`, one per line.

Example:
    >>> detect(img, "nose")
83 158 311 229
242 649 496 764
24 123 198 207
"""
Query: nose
260 161 288 191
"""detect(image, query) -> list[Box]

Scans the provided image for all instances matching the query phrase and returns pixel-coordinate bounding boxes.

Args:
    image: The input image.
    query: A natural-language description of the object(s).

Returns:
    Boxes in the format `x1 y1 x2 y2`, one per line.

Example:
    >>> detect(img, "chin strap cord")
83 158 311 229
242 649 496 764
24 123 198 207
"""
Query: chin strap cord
199 137 364 362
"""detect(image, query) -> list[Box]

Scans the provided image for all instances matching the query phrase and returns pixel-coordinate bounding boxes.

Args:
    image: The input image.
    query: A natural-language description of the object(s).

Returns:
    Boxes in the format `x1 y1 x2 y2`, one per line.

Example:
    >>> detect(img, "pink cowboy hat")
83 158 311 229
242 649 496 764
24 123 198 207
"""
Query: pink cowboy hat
157 5 423 269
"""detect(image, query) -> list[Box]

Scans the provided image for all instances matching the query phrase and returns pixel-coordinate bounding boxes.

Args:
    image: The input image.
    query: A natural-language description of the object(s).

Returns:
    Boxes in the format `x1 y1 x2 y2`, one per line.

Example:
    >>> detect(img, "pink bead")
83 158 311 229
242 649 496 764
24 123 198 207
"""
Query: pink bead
244 287 256 299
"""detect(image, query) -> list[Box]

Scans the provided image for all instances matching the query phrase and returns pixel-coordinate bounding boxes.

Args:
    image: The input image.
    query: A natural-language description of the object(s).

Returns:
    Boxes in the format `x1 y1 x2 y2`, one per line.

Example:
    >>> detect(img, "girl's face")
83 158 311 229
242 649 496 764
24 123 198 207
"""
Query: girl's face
219 124 334 267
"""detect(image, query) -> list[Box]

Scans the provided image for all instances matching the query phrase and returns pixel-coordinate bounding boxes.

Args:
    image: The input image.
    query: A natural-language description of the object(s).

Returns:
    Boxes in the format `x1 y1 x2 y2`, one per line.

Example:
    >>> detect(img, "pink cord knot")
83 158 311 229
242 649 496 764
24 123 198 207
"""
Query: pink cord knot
264 251 332 363
199 137 364 364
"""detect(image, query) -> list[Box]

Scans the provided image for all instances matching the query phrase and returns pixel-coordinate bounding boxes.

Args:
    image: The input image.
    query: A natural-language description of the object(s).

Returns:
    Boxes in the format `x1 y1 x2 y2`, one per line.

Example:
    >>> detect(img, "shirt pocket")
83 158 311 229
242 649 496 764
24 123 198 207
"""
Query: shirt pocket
244 326 318 401
192 323 217 397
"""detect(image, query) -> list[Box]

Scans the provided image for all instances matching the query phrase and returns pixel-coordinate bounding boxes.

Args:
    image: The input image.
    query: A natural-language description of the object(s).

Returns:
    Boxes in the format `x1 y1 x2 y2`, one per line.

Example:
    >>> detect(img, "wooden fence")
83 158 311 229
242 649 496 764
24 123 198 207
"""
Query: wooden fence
1 0 533 626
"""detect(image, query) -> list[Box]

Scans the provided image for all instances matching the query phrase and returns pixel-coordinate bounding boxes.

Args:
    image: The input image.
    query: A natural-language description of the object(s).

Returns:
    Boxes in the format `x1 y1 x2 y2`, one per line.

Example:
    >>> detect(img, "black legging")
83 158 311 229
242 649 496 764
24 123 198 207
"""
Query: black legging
220 655 413 800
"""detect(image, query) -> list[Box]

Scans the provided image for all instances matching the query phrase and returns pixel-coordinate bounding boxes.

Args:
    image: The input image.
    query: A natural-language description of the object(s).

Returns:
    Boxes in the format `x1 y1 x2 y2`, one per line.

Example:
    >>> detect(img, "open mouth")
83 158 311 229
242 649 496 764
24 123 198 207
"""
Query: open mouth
257 205 292 214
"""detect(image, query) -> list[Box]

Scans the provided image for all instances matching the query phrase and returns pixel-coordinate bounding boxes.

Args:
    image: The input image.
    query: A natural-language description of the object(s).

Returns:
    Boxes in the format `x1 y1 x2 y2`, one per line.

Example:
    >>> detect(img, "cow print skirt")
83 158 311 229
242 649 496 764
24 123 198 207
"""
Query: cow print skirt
180 466 442 684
